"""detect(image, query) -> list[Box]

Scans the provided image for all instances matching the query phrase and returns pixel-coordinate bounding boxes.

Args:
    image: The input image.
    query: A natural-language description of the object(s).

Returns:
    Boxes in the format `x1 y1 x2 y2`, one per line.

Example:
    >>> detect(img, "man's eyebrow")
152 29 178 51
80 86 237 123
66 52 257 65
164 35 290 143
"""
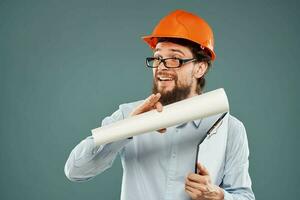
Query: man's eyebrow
154 48 161 53
170 49 185 56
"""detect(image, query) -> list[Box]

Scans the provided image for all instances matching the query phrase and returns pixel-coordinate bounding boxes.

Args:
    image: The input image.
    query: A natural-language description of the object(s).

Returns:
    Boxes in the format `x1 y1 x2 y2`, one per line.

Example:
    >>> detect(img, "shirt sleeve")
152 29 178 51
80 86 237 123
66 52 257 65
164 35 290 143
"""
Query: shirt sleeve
64 107 132 182
220 117 255 200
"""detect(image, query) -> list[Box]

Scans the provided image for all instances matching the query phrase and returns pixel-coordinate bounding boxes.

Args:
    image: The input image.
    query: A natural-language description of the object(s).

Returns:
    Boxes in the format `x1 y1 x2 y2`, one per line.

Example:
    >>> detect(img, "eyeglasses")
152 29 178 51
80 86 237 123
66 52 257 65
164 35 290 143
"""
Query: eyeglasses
146 57 197 68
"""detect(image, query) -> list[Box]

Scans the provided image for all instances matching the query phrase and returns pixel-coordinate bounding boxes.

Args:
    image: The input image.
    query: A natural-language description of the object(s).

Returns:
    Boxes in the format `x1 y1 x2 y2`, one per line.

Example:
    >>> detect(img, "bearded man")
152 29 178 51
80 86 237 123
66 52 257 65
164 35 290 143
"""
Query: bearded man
65 10 255 200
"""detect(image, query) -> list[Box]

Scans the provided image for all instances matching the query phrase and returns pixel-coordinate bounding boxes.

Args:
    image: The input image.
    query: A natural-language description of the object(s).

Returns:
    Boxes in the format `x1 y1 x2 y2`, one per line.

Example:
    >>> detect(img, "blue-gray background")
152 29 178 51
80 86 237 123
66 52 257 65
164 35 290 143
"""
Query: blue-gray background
1 0 299 199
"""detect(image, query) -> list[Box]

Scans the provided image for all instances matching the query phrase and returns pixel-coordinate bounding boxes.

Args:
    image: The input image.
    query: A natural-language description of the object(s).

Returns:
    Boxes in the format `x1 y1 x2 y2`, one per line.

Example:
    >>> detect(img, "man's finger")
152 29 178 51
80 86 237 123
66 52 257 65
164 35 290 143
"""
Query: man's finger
185 186 201 199
130 93 161 116
197 162 210 176
185 179 208 192
139 93 161 112
145 93 161 107
187 173 210 185
151 93 161 102
145 94 157 105
155 92 161 99
157 128 167 134
185 189 197 199
155 101 163 112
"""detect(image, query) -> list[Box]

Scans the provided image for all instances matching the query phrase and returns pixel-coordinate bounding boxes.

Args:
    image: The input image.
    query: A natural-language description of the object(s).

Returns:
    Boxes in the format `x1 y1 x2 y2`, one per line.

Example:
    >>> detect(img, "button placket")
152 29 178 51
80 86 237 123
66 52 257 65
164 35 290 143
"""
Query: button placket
164 128 179 200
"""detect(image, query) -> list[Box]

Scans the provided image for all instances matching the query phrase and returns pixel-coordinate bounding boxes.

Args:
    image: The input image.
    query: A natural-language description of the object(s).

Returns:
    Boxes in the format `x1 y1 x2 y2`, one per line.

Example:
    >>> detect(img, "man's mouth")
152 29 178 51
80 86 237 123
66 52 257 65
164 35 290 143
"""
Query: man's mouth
157 76 174 81
156 73 176 82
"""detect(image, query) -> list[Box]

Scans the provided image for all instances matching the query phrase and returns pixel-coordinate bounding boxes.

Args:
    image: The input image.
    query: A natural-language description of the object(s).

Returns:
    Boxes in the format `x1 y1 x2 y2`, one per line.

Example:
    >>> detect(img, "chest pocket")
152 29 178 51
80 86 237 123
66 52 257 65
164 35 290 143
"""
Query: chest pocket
197 113 229 186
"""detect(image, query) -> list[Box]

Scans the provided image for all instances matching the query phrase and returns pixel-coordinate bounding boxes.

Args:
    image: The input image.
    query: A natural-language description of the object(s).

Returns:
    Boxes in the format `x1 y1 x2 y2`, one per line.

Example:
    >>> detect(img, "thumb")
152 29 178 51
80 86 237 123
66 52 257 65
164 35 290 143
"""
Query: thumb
197 163 210 176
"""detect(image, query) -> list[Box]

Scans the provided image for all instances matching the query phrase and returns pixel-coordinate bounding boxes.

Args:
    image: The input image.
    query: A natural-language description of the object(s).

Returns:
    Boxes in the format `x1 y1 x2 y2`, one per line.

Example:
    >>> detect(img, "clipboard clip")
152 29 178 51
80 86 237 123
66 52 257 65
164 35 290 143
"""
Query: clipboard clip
207 120 223 139
205 112 227 139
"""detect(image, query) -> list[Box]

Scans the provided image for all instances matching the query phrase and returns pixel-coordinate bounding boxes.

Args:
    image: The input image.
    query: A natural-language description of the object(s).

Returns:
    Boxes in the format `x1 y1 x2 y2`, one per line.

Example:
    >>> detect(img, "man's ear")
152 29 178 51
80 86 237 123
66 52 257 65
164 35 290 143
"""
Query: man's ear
193 62 208 79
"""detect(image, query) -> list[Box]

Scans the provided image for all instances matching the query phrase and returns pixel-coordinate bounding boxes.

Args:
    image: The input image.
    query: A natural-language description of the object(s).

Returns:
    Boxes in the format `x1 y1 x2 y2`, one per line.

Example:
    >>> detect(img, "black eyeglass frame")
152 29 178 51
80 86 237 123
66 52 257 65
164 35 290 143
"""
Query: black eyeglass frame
146 57 197 68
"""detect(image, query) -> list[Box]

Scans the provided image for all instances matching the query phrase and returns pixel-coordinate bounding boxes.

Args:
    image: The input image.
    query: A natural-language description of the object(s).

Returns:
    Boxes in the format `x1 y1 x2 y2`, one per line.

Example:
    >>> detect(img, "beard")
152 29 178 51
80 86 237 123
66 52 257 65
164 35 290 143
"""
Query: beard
152 79 192 106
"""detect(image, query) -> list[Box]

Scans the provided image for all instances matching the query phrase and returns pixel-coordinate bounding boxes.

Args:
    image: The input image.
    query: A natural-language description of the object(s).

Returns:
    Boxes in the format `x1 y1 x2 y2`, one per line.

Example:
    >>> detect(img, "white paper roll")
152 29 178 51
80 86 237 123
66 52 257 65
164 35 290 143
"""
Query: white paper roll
92 88 229 146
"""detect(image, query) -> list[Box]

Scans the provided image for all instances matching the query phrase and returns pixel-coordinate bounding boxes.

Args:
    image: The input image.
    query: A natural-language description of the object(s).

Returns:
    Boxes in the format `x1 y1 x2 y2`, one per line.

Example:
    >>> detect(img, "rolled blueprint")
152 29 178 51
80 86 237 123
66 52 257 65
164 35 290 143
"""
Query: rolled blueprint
92 88 229 146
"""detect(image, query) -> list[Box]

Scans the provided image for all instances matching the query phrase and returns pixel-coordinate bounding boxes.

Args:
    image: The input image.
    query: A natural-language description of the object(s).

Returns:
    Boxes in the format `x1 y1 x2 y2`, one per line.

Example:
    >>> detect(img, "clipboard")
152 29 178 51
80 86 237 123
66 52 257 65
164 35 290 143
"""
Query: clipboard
194 112 228 173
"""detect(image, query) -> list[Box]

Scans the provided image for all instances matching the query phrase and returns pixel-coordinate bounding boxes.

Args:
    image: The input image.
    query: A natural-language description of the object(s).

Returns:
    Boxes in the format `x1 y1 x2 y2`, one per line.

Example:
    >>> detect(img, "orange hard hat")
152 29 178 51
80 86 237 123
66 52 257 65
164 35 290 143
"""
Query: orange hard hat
142 10 216 61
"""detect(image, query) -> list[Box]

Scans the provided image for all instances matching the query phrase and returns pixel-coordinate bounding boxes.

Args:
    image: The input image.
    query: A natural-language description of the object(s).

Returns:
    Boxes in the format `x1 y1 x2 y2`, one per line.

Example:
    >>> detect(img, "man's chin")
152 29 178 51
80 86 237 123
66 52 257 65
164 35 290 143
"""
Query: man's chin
152 80 191 106
157 85 175 94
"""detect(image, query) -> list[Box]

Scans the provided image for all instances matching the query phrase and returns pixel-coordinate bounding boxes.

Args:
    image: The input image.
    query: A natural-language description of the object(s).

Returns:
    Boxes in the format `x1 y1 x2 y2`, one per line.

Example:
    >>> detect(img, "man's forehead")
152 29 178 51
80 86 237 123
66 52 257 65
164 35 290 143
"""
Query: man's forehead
154 42 190 56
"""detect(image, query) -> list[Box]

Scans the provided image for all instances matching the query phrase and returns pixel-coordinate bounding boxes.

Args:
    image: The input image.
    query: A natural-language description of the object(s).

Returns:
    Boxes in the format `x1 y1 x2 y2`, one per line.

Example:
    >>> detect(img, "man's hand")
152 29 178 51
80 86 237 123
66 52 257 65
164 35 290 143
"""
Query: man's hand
130 93 166 133
185 163 224 200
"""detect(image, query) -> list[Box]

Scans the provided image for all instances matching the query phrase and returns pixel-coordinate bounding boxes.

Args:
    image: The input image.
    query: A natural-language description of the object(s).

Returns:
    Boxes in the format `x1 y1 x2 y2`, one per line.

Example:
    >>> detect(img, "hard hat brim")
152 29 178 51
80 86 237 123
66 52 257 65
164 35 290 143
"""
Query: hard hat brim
142 35 216 61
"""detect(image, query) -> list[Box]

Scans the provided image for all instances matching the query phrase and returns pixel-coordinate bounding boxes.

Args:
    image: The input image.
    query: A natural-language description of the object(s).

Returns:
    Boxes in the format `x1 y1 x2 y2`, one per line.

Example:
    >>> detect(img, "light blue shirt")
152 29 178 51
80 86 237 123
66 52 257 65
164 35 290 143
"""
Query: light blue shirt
64 100 255 200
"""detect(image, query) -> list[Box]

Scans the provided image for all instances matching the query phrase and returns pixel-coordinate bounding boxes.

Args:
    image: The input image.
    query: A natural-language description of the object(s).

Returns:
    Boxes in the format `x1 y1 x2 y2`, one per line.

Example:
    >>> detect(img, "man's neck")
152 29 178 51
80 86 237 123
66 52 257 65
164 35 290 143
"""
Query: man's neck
187 90 202 98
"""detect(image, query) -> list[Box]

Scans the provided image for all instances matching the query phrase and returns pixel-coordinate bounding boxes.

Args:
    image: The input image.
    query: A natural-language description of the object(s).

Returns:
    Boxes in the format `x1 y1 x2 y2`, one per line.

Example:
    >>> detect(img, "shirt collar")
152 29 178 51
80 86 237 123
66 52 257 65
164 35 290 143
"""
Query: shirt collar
176 119 202 129
193 119 202 128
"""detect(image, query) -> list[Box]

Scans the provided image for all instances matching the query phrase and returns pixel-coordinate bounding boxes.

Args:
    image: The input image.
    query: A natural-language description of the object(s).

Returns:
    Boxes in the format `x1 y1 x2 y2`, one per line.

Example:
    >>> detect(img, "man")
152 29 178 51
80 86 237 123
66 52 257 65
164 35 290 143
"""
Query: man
65 10 255 200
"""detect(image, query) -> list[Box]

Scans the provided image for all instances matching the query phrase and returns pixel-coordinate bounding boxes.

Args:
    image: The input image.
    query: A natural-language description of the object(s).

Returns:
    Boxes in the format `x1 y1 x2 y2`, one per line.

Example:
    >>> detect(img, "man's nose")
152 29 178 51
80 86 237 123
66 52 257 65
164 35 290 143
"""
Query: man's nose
157 60 168 70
